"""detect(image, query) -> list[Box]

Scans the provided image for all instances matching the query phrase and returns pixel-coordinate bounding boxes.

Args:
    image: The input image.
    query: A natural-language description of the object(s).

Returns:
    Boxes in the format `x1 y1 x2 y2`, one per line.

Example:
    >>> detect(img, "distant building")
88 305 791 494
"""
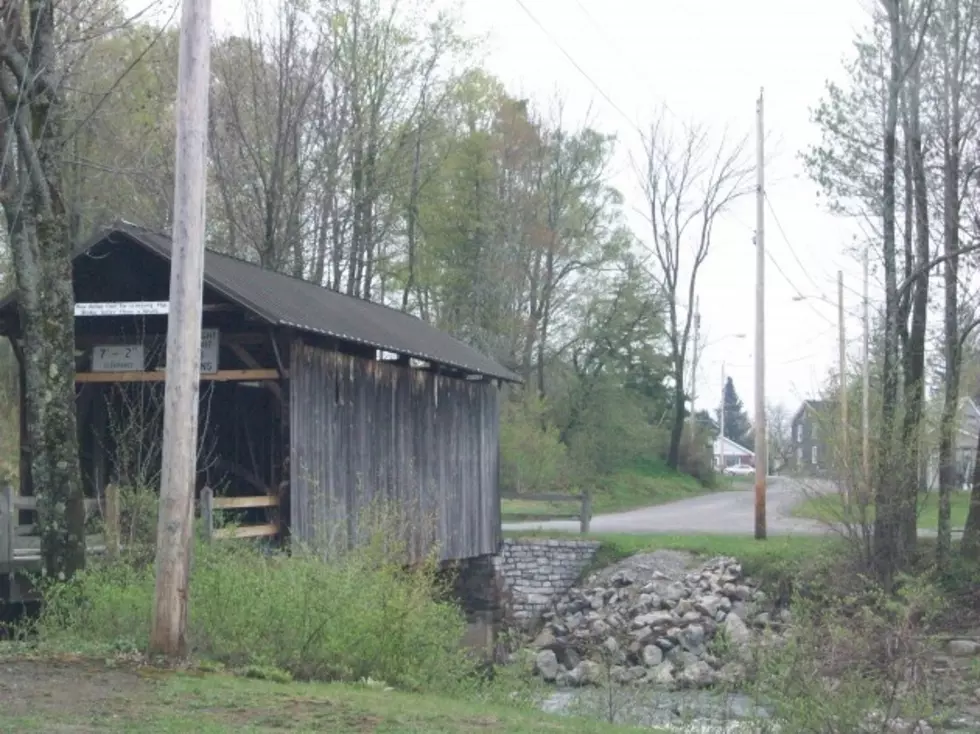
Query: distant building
924 397 980 491
790 400 836 475
713 436 754 470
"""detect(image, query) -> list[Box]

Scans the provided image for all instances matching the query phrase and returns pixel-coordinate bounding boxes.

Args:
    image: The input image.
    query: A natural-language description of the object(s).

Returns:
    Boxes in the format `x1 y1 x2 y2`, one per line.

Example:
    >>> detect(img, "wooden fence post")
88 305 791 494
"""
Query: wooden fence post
104 483 120 559
201 486 214 543
580 491 592 534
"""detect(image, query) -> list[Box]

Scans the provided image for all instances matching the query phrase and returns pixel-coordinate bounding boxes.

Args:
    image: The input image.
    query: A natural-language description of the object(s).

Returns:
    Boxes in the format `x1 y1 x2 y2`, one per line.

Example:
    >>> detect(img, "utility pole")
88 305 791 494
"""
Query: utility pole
839 270 848 460
150 0 213 657
753 88 767 540
862 247 871 489
691 297 701 410
720 362 726 471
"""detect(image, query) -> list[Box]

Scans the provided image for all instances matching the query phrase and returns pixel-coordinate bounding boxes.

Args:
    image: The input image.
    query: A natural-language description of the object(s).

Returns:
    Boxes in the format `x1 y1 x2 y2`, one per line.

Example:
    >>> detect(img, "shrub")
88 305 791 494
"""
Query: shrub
500 391 569 494
748 574 942 732
36 522 475 693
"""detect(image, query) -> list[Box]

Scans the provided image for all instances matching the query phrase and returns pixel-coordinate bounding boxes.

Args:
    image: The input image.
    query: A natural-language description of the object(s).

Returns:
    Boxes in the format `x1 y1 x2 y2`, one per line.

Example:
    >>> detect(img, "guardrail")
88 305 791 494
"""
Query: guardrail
500 491 592 533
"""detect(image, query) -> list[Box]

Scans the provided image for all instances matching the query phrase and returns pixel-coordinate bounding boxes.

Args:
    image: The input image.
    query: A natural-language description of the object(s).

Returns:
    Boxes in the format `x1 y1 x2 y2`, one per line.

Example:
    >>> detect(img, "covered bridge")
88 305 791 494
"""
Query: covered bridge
0 221 519 564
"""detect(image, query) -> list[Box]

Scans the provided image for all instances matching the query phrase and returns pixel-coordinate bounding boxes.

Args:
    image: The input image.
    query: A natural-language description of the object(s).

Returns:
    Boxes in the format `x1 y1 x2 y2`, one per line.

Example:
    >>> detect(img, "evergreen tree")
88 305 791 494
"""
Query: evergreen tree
716 377 752 446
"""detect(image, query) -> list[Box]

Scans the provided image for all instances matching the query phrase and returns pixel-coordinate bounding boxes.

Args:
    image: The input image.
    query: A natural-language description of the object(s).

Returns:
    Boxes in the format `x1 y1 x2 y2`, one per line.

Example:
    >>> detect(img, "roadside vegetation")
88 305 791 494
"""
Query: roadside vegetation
500 458 719 522
794 489 973 531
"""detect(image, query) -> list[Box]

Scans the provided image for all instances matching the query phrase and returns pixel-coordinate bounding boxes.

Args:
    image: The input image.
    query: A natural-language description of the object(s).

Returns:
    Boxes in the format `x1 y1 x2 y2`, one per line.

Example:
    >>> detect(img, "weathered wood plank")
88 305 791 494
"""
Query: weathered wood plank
212 523 278 540
13 496 102 512
500 493 586 503
289 341 500 563
76 369 282 383
211 495 279 509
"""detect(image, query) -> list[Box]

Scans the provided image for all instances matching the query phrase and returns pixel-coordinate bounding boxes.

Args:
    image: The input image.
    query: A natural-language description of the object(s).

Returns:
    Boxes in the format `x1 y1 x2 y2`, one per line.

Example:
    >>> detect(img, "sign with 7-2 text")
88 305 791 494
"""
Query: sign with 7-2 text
92 344 145 372
91 329 220 374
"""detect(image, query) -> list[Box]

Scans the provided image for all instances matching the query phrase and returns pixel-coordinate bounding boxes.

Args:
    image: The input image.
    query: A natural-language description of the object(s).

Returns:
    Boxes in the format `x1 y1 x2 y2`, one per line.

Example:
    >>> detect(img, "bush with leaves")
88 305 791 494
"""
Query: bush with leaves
36 508 478 693
499 390 569 494
747 574 942 733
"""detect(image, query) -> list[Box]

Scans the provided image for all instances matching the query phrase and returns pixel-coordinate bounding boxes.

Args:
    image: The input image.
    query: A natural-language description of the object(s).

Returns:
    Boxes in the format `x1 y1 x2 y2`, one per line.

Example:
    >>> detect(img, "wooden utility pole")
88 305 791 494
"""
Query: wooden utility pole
839 270 848 456
862 247 871 488
754 88 767 540
149 0 213 657
691 297 701 409
720 362 727 470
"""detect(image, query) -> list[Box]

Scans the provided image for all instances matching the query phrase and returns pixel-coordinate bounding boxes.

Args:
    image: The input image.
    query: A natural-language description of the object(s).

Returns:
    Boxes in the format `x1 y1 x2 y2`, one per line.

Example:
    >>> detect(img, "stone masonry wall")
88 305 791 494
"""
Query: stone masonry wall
492 538 600 624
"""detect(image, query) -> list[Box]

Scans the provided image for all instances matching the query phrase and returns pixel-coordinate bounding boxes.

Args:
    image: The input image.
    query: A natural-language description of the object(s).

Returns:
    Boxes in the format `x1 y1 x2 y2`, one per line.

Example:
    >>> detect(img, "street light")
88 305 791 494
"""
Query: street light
692 331 747 411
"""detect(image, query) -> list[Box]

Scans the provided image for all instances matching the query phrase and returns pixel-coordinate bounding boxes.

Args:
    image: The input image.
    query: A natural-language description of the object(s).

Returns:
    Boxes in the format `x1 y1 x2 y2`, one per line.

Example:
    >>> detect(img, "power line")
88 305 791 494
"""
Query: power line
764 193 830 295
765 192 865 302
569 0 682 126
763 247 838 327
512 0 642 136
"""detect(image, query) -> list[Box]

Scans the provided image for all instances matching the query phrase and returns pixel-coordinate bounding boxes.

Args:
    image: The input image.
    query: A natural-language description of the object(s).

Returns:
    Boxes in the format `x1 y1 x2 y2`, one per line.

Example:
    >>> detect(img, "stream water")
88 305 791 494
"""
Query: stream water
539 688 771 732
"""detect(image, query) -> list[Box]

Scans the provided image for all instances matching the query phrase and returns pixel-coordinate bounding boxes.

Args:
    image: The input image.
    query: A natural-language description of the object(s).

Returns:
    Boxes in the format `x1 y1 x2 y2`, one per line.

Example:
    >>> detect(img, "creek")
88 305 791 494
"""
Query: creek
539 687 770 732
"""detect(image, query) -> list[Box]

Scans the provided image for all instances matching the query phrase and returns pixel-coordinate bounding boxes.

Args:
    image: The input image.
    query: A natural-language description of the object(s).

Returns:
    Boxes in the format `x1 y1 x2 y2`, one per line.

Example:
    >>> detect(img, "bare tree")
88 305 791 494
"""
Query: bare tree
766 403 794 474
639 113 752 470
208 0 325 273
935 0 980 569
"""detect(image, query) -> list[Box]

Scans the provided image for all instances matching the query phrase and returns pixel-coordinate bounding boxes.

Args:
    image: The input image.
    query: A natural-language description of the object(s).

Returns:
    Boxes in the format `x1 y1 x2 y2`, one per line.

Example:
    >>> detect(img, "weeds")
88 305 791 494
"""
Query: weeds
32 504 483 695
744 575 943 733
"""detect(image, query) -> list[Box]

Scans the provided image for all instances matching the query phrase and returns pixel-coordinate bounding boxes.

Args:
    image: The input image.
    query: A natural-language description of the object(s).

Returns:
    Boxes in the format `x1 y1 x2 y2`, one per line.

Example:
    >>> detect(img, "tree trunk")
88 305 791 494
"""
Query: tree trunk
873 0 904 589
8 212 86 579
961 426 980 559
667 361 685 470
900 54 929 562
937 14 963 571
0 0 86 580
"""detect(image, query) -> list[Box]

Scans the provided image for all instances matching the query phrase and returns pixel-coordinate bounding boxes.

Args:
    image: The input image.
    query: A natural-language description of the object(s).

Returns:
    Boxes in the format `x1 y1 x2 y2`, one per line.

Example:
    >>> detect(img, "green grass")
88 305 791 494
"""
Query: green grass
794 490 972 530
0 658 657 733
501 458 723 521
503 530 841 589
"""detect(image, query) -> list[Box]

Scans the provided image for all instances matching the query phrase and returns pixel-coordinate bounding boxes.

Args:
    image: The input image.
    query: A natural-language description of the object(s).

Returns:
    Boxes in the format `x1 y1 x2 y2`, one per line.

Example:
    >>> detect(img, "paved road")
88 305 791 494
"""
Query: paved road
502 476 829 536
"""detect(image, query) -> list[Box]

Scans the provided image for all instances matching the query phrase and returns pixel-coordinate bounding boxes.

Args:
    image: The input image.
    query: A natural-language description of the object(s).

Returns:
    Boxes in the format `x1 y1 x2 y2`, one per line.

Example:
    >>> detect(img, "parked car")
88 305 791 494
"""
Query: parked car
723 464 755 476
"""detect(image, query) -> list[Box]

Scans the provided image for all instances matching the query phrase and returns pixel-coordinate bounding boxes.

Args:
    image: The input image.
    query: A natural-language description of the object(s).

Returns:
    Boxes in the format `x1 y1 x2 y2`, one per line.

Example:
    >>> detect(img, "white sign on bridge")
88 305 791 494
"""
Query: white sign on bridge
200 328 219 373
92 344 145 372
91 329 221 374
75 301 170 316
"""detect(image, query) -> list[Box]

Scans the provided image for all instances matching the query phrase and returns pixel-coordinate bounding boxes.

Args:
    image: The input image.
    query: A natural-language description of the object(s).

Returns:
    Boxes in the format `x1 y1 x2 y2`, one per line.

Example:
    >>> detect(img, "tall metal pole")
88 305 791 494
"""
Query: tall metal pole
150 0 212 657
839 270 848 458
862 247 871 489
754 88 767 540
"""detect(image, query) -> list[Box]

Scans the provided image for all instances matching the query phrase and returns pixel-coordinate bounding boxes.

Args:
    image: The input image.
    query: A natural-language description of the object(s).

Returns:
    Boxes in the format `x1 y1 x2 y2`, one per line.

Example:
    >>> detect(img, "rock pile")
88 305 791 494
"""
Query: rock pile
530 554 783 689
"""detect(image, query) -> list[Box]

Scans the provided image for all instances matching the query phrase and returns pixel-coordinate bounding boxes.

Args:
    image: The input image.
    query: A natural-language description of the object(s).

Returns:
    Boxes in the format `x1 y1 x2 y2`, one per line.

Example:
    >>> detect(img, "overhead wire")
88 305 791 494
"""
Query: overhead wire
704 323 857 370
514 0 865 384
764 192 834 295
512 0 644 137
765 191 866 302
568 0 683 125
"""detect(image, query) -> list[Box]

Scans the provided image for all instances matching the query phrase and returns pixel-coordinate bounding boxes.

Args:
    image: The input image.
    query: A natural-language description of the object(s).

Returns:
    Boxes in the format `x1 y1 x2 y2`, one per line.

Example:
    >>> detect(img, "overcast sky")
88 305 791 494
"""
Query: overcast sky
453 0 877 417
193 0 878 415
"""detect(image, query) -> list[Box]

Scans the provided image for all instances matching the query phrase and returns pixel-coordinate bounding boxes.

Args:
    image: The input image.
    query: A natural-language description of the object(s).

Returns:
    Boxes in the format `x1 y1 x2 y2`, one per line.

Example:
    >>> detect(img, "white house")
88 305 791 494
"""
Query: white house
713 436 755 470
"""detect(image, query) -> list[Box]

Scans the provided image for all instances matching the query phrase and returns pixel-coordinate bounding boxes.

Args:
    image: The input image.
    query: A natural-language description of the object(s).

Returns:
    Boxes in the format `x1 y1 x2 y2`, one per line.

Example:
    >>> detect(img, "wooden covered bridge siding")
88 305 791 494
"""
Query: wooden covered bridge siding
290 341 501 563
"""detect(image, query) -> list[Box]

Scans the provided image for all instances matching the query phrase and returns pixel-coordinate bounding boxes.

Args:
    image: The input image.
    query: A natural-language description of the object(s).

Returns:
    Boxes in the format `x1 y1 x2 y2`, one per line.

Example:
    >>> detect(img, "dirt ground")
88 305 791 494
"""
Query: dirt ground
0 657 646 733
0 657 158 729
